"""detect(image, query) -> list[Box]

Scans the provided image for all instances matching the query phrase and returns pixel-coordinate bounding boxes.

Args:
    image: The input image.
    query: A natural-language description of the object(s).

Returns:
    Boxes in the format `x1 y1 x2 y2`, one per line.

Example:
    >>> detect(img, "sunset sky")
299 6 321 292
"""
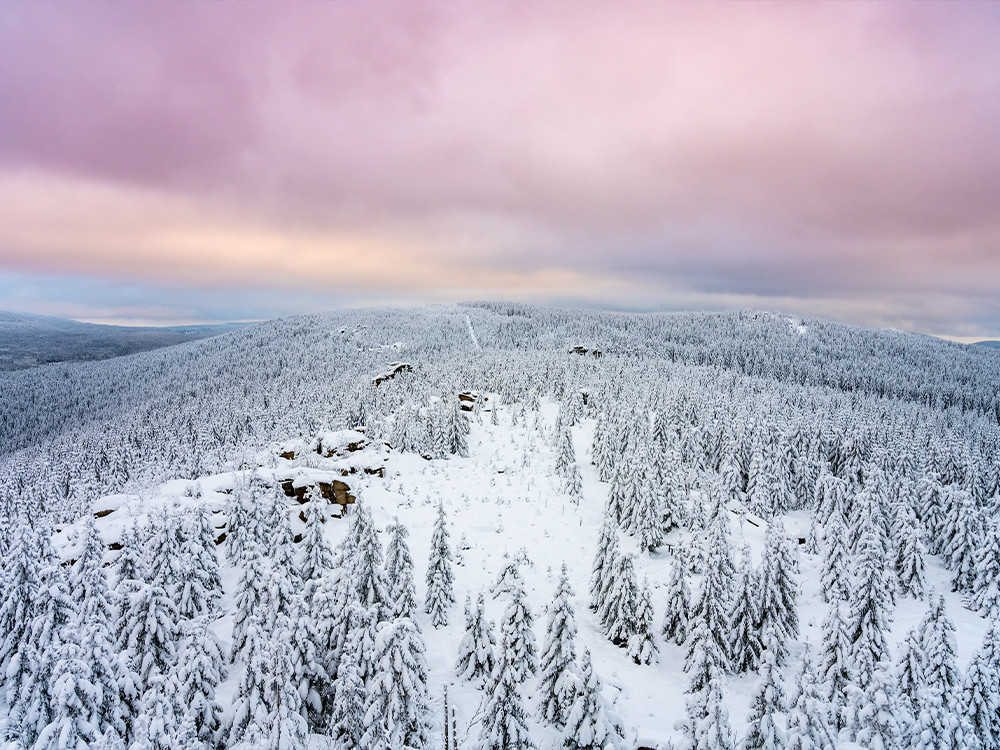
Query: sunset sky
2 2 999 339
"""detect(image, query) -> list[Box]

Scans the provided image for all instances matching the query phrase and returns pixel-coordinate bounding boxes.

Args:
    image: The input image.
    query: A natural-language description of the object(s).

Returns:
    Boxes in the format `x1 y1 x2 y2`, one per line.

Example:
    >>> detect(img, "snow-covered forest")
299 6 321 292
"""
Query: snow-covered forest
1 302 999 750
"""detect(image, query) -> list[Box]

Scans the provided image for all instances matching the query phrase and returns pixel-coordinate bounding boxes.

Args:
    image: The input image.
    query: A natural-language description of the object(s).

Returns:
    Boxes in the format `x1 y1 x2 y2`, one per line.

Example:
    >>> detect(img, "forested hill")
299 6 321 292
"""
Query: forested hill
1 303 999 523
0 310 251 372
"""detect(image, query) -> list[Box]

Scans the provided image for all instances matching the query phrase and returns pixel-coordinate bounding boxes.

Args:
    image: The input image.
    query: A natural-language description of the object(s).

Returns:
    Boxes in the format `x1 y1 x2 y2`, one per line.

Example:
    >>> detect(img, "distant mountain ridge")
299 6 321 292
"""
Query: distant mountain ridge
974 340 1000 349
0 310 255 371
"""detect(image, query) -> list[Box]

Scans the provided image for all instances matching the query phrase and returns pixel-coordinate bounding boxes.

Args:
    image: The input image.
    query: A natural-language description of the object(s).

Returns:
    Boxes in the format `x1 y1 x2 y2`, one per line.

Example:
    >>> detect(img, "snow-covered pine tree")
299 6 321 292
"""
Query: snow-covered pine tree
361 617 430 750
627 577 658 666
684 618 727 695
69 515 107 610
958 632 999 750
384 518 418 620
327 647 366 747
392 403 425 454
538 565 578 726
846 660 907 750
146 507 182 601
255 633 308 750
757 519 798 662
820 510 851 603
729 544 763 674
425 501 455 627
690 510 734 668
445 391 470 457
895 626 925 715
590 514 620 612
350 501 391 620
919 593 961 709
300 492 334 585
895 502 927 600
909 683 978 750
942 489 984 592
816 602 852 731
554 423 576 478
692 672 736 750
113 520 148 592
31 628 101 750
847 513 893 689
971 517 1000 619
130 672 180 750
500 578 538 682
562 649 623 750
285 593 327 731
477 631 535 750
740 627 787 750
230 542 270 660
636 459 665 552
177 619 227 748
0 525 41 674
116 580 179 705
457 592 497 684
177 506 223 620
784 646 836 750
600 552 638 647
228 616 269 745
662 551 692 646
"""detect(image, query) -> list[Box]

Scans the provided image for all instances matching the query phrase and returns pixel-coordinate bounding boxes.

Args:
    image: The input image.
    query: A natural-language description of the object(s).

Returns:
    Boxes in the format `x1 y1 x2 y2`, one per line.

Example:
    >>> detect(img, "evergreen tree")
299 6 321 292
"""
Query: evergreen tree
942 490 984 592
847 516 893 689
177 619 228 747
785 646 835 750
971 517 1000 619
477 632 535 750
351 502 391 620
590 516 620 613
690 511 734 668
445 392 470 457
361 617 430 750
384 519 418 620
958 624 1000 750
627 578 658 666
230 543 270 660
741 628 787 750
32 630 101 750
499 580 538 682
895 626 925 715
600 553 638 647
919 594 960 708
0 526 41 673
116 581 179 704
847 660 906 750
661 552 692 646
693 673 736 750
177 506 223 620
425 502 455 627
300 492 334 585
146 507 182 600
113 521 148 592
729 545 763 674
328 651 366 748
130 672 180 750
228 617 269 745
457 592 497 684
255 634 308 750
757 519 798 662
69 515 107 612
538 566 578 726
816 602 851 730
563 649 623 750
909 684 978 750
684 619 726 695
895 503 927 600
820 511 851 603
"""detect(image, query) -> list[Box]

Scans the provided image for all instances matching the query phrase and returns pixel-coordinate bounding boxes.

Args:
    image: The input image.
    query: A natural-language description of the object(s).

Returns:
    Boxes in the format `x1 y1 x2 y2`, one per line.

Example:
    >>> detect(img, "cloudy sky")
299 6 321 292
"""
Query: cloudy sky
1 2 999 339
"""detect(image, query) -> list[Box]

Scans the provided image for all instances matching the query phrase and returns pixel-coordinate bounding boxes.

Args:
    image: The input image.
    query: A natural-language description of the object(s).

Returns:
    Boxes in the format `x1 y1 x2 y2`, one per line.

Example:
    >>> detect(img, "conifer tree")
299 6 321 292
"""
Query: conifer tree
820 511 851 603
384 518 418 620
690 512 734 667
816 602 852 730
627 578 658 666
32 630 101 750
130 672 180 750
230 543 270 660
785 646 835 750
729 545 763 674
177 506 223 620
478 631 535 750
958 638 999 750
601 553 638 647
563 649 623 750
847 516 893 689
919 594 960 708
362 617 430 750
971 517 1000 619
425 502 455 627
457 592 497 684
847 660 906 750
256 634 308 750
538 566 578 726
351 502 390 620
116 581 179 703
328 649 366 747
228 616 269 745
500 579 538 682
590 515 620 612
693 673 737 750
741 628 787 750
0 526 41 674
445 392 470 457
942 490 984 592
177 619 227 748
895 503 927 600
146 507 182 599
113 520 148 592
684 619 726 695
662 552 692 646
895 626 925 715
300 492 334 586
757 519 798 661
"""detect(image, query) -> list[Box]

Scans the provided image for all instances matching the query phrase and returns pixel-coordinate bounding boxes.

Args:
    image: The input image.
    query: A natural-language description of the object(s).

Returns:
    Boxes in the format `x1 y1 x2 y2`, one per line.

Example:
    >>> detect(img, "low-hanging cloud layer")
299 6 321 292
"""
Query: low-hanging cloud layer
1 2 999 338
